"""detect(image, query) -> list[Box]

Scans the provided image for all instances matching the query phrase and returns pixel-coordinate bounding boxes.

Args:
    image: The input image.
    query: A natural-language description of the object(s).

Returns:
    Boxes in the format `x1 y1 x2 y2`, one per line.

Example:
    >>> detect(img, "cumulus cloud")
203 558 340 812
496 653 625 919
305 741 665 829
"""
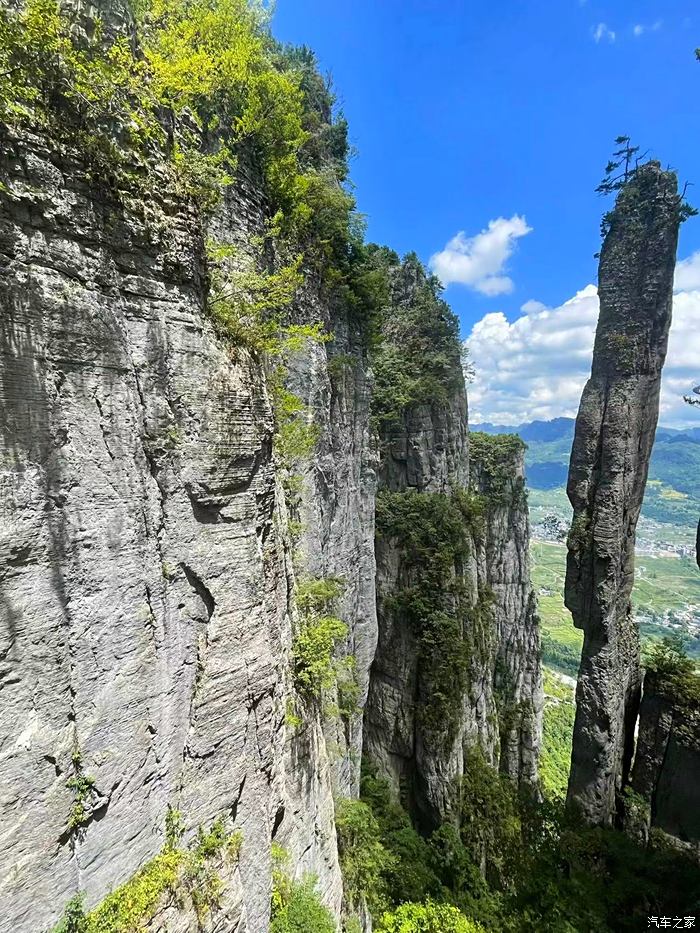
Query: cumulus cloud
633 24 644 36
674 250 700 292
466 268 700 428
429 216 532 295
592 22 616 43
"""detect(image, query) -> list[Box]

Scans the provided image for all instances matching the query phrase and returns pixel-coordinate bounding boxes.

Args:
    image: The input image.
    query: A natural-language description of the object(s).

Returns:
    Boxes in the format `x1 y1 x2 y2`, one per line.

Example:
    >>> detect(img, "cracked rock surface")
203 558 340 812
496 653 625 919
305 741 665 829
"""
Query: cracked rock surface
0 112 349 930
565 162 681 827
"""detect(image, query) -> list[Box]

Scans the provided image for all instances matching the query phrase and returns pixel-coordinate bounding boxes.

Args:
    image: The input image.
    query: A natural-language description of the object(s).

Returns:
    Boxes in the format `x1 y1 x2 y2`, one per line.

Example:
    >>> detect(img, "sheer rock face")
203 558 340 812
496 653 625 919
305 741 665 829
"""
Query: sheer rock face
286 308 379 799
363 261 484 828
0 4 542 927
0 45 386 928
365 366 541 828
629 672 700 846
0 117 366 930
364 385 478 830
470 441 543 786
378 392 469 494
565 163 681 826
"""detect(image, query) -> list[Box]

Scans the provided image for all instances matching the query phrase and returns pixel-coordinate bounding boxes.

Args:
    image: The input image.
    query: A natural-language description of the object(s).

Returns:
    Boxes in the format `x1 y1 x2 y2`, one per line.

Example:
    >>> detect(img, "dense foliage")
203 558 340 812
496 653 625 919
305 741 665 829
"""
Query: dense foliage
335 798 395 917
538 672 576 799
369 251 465 428
642 635 700 748
0 0 355 227
270 845 336 933
376 489 488 744
540 633 580 676
375 901 484 933
643 633 699 702
291 576 354 716
358 754 700 932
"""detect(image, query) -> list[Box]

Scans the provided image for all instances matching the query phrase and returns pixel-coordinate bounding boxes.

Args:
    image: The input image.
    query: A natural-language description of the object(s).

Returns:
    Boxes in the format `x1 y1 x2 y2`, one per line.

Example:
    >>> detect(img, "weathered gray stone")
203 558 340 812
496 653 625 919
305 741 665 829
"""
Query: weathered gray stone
364 266 541 831
285 309 378 801
565 162 681 826
0 116 349 933
0 5 547 928
628 670 700 847
469 436 542 786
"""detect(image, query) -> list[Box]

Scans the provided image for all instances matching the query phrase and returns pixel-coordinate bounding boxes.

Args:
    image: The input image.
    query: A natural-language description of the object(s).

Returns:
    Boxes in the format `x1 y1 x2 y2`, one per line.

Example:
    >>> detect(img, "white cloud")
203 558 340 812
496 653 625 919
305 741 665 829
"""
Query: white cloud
592 22 616 43
466 267 700 429
633 20 662 37
674 250 700 292
430 216 532 295
520 299 549 313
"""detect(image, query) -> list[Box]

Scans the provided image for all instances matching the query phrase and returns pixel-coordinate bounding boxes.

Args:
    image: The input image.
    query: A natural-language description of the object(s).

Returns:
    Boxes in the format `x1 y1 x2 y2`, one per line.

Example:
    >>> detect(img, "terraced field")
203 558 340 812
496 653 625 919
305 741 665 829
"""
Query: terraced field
531 539 700 675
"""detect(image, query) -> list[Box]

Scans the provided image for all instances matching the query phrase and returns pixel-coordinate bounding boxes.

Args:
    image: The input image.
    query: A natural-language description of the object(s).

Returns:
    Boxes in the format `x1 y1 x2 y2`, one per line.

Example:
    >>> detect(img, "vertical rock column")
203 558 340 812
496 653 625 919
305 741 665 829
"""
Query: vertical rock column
628 670 700 845
469 433 543 787
565 162 681 825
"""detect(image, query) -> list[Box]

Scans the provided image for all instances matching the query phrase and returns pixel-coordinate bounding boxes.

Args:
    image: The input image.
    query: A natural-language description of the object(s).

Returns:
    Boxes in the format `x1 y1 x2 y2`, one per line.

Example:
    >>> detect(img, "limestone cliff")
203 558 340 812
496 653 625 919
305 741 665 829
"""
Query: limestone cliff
363 257 541 831
0 115 361 930
469 433 542 786
565 162 681 826
628 669 700 846
0 3 543 929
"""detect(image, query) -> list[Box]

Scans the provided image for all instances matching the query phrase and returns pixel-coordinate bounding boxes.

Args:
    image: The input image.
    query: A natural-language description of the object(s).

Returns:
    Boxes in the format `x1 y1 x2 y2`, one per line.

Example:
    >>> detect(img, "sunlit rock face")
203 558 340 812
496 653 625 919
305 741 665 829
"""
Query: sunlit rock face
364 259 541 832
0 3 546 929
0 5 379 928
565 162 681 827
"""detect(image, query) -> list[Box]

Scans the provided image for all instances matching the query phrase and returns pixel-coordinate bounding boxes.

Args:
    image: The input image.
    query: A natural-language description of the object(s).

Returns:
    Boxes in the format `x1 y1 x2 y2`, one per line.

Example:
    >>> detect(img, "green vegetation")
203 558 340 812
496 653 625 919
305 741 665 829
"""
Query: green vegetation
0 0 356 231
596 137 696 242
360 752 700 932
66 748 96 834
0 0 371 495
375 901 484 932
539 670 575 800
205 242 305 351
468 432 526 507
291 577 355 712
359 767 441 907
539 634 580 677
643 635 700 730
459 751 522 891
270 845 336 933
53 895 88 933
335 797 395 916
530 540 583 676
370 252 464 428
375 489 488 744
511 419 700 528
54 815 242 932
530 538 700 673
292 612 347 698
204 240 327 473
82 849 184 932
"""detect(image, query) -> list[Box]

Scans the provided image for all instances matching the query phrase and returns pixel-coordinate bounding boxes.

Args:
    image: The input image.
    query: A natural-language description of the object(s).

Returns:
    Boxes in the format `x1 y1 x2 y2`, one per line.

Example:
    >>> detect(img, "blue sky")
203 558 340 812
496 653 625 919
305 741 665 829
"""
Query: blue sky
273 0 700 425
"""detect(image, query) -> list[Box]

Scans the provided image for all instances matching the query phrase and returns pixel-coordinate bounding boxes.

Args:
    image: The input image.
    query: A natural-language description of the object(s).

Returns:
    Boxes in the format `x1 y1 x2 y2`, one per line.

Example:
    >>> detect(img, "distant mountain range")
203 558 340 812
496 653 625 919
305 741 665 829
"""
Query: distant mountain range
472 418 700 526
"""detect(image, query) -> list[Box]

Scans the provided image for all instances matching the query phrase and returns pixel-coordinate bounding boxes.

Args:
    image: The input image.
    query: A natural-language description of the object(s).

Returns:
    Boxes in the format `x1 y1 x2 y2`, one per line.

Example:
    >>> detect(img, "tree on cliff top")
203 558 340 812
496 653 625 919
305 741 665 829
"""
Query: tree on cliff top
595 137 697 244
